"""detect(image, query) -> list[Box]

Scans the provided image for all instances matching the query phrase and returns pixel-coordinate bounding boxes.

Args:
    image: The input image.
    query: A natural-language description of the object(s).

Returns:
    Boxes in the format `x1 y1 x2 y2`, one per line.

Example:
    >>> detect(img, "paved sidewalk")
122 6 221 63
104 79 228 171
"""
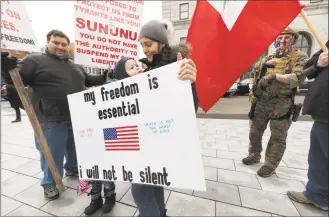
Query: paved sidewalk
1 108 328 216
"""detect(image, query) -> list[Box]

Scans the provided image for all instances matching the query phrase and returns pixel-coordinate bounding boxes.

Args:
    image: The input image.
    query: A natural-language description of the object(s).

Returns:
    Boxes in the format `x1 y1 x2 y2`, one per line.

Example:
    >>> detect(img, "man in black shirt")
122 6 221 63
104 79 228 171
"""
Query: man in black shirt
287 41 328 211
1 30 115 207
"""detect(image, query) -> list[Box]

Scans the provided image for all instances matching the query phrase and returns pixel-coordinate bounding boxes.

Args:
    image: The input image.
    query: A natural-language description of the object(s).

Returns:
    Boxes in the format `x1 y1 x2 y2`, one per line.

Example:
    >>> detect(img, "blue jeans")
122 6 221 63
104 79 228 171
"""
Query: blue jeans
35 121 78 187
131 184 165 217
304 121 328 205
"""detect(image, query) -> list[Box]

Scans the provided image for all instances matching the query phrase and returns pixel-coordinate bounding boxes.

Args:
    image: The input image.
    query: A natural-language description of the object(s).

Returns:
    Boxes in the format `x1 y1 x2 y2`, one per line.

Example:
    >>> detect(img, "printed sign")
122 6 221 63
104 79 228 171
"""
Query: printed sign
74 0 144 68
1 1 39 52
68 62 206 191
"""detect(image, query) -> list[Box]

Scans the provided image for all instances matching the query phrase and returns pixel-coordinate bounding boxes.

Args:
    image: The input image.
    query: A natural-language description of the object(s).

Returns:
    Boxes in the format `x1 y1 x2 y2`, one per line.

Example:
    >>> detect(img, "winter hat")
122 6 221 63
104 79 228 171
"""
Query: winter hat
113 57 133 80
139 19 175 46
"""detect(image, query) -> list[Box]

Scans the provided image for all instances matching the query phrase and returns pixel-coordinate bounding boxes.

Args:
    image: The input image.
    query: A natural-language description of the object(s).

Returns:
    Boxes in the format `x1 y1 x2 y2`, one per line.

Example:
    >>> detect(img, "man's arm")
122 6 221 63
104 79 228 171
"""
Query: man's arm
303 65 321 80
18 56 37 85
1 53 36 86
79 66 107 87
304 48 322 70
84 73 106 87
303 50 329 79
275 53 308 87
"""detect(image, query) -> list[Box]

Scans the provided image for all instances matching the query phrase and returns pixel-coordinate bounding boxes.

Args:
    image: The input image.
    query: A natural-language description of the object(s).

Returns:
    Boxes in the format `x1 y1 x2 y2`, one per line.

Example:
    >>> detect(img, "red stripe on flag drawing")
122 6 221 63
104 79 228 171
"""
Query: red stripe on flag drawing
103 125 140 151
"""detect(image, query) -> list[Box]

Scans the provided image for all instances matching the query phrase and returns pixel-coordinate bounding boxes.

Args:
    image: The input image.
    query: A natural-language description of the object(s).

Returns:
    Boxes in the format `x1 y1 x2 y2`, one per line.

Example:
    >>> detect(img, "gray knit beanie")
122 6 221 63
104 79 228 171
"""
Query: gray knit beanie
139 20 169 45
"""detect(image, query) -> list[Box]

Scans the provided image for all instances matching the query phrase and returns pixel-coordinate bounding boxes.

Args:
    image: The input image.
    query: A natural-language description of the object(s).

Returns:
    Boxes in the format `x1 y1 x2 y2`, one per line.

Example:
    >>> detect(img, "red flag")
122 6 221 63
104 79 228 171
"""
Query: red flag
187 0 304 112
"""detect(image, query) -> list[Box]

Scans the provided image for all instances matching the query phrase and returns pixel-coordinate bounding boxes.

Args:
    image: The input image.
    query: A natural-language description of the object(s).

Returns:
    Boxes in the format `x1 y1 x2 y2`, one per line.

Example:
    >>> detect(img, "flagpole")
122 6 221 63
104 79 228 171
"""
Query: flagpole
300 9 328 52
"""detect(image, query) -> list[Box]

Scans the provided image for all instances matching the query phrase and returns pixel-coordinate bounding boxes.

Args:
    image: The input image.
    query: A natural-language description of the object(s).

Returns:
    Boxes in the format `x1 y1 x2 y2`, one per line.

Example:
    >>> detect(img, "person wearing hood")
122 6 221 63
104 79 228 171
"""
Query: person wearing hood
83 63 132 216
113 19 197 217
287 41 328 211
1 30 110 200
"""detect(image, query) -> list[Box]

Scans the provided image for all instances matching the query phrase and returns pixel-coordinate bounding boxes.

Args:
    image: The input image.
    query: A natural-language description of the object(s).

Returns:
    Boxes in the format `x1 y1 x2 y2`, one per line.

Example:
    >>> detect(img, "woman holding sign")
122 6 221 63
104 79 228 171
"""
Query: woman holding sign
113 19 198 217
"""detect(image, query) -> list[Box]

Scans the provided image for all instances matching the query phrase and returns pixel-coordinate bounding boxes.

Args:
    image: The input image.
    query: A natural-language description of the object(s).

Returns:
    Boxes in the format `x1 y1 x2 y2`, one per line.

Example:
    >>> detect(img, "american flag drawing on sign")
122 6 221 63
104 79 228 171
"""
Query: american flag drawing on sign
77 179 90 196
103 125 140 151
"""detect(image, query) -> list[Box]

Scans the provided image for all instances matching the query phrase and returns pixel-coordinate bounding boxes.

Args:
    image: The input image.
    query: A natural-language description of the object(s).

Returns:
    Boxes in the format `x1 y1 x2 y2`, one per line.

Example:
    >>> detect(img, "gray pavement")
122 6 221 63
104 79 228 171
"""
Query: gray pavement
2 95 311 121
1 101 328 216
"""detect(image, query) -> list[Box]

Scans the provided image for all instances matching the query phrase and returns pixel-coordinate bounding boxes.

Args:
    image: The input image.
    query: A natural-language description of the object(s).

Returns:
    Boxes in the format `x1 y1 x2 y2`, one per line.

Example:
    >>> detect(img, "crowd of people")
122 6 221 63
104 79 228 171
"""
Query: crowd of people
1 19 328 215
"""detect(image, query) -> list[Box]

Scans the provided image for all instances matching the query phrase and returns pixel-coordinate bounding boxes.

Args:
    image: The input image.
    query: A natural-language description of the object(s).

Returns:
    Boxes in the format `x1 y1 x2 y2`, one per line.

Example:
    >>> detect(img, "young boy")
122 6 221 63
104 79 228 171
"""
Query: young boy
84 67 117 216
84 58 140 215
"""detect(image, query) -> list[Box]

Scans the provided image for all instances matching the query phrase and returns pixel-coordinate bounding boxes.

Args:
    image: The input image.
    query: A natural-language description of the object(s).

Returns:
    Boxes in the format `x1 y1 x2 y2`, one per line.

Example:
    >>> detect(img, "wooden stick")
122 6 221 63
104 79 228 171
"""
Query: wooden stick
300 9 328 52
9 68 65 193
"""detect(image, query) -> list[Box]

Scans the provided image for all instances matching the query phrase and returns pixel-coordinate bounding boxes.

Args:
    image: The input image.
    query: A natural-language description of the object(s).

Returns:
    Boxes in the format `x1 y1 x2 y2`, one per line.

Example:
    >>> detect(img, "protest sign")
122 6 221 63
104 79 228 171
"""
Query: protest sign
74 0 144 68
1 1 39 52
68 62 206 191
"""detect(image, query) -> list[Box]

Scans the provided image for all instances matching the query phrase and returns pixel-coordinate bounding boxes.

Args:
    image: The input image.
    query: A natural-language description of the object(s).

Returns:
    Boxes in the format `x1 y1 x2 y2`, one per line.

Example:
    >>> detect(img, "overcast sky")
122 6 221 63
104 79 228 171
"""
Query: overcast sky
24 1 162 57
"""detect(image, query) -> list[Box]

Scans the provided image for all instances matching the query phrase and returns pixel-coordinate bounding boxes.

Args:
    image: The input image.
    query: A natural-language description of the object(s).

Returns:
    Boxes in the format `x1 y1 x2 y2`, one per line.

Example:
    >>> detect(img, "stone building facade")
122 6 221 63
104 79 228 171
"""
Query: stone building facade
162 0 328 57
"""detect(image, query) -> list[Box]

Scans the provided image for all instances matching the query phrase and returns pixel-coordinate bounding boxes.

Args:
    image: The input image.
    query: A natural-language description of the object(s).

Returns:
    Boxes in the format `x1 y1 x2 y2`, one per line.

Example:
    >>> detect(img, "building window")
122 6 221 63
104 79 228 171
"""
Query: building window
294 31 312 57
179 3 189 20
180 37 187 44
97 68 103 75
310 0 323 3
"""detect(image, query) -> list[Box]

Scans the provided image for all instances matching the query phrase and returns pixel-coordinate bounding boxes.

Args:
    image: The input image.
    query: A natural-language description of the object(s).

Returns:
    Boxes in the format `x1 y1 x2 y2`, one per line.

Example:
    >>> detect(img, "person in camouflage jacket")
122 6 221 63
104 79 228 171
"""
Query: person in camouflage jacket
243 27 308 177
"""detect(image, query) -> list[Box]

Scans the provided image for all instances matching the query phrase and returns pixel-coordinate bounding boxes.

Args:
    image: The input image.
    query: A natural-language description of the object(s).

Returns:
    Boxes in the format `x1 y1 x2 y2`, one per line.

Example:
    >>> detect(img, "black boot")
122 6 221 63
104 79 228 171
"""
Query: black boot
11 118 21 123
102 193 116 213
242 153 260 165
84 191 103 215
12 108 21 123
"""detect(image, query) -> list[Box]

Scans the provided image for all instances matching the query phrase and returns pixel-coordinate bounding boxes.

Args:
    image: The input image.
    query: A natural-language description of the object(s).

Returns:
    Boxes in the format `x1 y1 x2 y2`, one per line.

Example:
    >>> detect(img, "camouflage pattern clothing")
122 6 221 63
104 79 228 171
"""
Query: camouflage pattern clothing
248 49 308 169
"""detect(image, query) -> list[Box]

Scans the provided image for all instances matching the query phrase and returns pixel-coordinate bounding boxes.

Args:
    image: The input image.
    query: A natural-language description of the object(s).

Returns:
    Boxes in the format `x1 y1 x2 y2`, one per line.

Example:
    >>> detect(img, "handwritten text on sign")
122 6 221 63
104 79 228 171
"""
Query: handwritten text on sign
1 1 39 52
74 0 144 68
68 62 206 191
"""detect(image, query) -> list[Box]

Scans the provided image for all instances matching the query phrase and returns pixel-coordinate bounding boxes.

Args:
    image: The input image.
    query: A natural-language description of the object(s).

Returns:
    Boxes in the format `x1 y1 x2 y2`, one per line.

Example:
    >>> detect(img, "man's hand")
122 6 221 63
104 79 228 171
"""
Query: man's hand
1 52 18 71
177 52 197 83
317 51 328 67
259 73 276 87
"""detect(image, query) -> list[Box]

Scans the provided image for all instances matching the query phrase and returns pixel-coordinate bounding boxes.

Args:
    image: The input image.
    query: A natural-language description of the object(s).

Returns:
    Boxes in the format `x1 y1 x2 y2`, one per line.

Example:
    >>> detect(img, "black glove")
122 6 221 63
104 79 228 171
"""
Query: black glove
109 69 116 79
1 52 18 71
102 69 109 81
102 69 109 77
103 69 115 80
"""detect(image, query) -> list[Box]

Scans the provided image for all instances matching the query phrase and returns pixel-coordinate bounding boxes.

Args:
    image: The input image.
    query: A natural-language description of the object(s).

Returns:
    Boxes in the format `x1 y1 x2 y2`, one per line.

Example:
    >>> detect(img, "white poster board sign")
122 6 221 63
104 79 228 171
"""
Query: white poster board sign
74 0 144 68
0 1 39 52
68 62 206 191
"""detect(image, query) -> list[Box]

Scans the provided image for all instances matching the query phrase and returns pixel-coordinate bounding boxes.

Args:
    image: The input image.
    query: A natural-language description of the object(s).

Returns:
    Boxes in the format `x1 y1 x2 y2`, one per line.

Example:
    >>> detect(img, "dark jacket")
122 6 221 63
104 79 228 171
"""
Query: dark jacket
302 41 328 122
15 49 106 123
139 43 199 113
1 69 15 87
6 85 23 109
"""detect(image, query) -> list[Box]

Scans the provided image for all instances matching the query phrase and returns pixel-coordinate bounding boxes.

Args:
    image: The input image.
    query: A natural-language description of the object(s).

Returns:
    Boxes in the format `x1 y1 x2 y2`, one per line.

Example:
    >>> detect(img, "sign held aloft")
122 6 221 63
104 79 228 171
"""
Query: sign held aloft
1 1 39 52
74 0 144 68
68 62 206 191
